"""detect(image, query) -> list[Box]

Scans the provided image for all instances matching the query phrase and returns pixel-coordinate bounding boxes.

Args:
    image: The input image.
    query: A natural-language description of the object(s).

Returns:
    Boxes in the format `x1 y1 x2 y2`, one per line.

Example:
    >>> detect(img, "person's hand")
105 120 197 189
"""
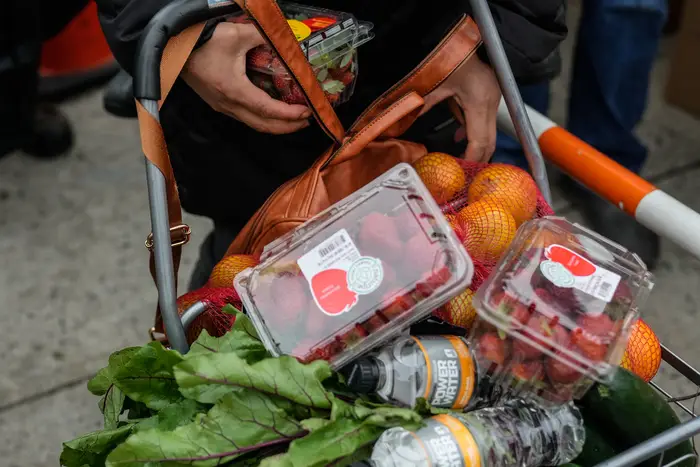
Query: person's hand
181 22 312 134
421 56 501 162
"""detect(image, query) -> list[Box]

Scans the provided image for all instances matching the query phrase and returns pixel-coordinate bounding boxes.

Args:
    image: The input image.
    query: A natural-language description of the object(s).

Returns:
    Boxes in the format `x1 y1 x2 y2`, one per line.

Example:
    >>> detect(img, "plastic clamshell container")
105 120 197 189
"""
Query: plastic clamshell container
235 163 474 370
470 216 654 403
232 2 375 107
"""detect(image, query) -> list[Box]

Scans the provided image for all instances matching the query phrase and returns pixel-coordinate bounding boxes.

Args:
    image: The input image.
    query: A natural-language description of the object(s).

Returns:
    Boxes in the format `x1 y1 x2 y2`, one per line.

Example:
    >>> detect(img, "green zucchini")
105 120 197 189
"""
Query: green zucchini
572 425 618 466
578 367 695 467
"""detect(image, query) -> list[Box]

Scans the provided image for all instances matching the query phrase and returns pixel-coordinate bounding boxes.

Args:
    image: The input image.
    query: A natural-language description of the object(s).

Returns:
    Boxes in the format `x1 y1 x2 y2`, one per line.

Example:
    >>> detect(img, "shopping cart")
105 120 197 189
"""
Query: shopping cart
132 0 700 465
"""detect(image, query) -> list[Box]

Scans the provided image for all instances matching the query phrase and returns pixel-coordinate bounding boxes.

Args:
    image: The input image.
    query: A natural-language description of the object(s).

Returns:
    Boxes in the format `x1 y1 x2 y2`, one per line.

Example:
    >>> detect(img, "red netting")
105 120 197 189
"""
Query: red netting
172 287 242 344
418 156 554 330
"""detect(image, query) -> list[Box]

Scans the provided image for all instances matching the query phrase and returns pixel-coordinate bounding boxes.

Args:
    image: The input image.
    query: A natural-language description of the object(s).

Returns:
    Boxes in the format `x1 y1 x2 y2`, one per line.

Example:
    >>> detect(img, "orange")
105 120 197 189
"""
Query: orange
414 153 466 204
458 200 517 263
620 319 662 383
444 288 477 329
207 254 259 288
467 163 538 226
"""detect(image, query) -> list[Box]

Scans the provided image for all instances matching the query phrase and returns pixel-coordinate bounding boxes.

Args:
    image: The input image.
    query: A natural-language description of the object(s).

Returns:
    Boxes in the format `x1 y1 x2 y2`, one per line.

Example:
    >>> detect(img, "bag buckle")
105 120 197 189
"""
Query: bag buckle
145 224 191 251
149 327 168 344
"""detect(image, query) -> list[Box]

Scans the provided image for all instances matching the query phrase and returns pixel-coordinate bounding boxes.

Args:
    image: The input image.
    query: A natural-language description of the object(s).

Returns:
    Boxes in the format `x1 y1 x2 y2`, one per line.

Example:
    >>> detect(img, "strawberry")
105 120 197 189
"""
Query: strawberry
272 74 291 94
330 68 355 87
415 267 452 299
299 341 339 363
358 212 403 264
247 46 274 70
403 232 442 277
379 289 415 320
511 360 544 381
392 207 419 241
340 324 369 348
363 313 389 334
322 79 346 99
495 292 531 324
545 354 581 384
269 56 285 73
282 82 306 105
325 91 340 106
269 273 308 328
572 313 615 361
478 333 508 366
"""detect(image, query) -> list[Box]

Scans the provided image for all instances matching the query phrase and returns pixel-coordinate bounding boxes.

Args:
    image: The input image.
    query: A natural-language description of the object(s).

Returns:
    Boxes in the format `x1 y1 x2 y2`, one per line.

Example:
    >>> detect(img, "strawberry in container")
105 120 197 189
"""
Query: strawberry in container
468 217 654 405
232 2 374 107
234 163 474 370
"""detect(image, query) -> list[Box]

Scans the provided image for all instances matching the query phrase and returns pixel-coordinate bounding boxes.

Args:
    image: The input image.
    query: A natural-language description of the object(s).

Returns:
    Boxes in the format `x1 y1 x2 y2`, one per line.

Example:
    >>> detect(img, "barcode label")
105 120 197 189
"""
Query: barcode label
319 234 347 258
599 282 612 297
297 229 361 283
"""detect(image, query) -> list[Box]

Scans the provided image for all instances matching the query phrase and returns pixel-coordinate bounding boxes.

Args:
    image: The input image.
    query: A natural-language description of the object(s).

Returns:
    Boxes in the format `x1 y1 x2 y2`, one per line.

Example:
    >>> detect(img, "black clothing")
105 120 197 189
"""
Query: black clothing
0 0 88 156
96 0 567 232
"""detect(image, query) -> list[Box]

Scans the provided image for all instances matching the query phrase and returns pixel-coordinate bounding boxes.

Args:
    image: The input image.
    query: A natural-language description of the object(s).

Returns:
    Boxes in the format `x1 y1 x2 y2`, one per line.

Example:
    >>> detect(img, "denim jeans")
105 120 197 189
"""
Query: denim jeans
493 0 668 174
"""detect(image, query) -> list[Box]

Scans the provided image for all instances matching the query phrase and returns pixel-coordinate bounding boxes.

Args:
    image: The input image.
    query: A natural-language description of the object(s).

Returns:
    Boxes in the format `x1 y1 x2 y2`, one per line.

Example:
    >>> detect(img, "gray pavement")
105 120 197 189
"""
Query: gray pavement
2 21 700 467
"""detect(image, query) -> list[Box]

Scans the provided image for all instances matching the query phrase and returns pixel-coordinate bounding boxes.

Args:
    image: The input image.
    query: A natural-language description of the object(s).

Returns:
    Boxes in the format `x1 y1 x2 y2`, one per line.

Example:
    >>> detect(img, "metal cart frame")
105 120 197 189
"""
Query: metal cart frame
132 1 700 466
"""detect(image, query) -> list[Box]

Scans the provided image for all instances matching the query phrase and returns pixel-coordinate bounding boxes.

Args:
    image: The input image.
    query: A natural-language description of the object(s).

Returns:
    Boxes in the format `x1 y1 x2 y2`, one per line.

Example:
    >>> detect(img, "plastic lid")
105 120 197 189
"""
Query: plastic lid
343 358 381 394
471 216 654 400
233 3 375 73
235 163 474 370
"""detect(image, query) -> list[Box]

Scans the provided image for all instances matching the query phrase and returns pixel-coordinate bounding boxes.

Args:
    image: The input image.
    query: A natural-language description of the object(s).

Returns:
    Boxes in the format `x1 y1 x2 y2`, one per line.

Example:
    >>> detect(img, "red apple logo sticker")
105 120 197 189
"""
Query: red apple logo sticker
545 245 596 277
310 269 358 316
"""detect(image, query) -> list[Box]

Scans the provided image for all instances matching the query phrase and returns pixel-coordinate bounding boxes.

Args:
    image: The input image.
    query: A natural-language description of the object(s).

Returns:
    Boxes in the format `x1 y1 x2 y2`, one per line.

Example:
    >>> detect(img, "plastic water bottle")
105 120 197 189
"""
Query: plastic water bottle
343 335 480 410
370 399 585 467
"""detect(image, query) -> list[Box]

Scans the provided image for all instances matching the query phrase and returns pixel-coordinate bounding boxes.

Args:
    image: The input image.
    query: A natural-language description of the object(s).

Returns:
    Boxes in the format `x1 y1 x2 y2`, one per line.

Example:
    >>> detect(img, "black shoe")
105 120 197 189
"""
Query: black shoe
558 176 660 271
103 69 137 119
20 103 74 159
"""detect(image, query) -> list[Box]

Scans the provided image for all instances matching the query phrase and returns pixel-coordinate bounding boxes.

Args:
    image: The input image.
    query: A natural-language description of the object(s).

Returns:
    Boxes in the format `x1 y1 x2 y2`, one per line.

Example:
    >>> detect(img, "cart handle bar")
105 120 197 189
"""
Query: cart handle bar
497 100 700 261
134 0 240 101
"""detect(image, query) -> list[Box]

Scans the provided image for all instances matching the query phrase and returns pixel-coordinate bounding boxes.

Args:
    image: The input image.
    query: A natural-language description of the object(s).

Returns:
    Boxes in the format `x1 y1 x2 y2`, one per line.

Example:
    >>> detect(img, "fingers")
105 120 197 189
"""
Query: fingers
228 105 311 134
419 86 454 116
215 22 267 52
462 102 497 162
236 79 312 121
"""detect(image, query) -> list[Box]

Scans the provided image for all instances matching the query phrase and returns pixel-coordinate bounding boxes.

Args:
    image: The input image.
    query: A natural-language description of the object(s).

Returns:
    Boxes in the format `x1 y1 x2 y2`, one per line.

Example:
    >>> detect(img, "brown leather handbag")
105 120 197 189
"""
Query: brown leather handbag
140 0 481 335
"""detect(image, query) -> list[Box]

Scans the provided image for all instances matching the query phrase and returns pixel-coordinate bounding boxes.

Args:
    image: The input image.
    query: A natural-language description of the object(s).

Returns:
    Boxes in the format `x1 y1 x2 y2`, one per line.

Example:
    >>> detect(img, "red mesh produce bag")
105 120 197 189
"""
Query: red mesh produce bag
165 287 243 344
423 157 554 330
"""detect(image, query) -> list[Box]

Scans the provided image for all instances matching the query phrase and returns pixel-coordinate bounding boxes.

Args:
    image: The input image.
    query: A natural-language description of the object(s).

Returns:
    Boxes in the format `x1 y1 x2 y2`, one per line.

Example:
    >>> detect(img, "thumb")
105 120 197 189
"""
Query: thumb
235 23 267 50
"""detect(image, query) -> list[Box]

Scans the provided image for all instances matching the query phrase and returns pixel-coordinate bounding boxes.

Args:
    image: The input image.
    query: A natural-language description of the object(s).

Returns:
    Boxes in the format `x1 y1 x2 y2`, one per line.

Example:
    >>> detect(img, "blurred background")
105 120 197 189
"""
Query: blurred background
1 0 699 465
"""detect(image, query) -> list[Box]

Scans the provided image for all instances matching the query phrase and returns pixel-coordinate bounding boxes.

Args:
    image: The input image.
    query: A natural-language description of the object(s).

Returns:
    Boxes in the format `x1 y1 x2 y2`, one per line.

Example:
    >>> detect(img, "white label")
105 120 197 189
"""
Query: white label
573 266 621 303
298 229 360 279
297 229 383 316
542 244 622 303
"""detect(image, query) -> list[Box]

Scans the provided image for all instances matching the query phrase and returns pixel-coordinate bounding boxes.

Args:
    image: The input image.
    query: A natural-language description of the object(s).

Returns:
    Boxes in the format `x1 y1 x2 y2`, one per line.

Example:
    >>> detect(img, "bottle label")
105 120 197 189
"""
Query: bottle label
411 336 476 410
417 415 481 467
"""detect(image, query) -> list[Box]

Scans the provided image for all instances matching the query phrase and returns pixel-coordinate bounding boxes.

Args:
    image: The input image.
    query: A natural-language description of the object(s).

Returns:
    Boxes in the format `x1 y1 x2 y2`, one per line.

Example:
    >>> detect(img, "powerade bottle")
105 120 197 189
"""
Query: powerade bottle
343 335 480 410
370 399 585 467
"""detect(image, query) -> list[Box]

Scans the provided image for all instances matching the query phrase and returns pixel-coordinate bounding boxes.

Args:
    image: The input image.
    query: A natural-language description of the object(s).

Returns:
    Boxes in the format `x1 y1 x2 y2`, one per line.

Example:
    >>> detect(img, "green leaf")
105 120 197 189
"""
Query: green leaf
134 399 204 432
300 418 330 432
111 342 184 410
174 353 333 408
88 348 141 396
60 424 134 467
277 418 384 467
100 385 125 430
322 79 345 95
123 400 153 420
270 402 423 467
187 328 268 363
106 391 306 467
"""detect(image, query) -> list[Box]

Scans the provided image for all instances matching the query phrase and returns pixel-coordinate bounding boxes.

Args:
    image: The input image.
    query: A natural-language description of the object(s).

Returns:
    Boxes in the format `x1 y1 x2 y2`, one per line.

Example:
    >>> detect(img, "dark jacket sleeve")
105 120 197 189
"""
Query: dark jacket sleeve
94 0 220 75
484 0 567 82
